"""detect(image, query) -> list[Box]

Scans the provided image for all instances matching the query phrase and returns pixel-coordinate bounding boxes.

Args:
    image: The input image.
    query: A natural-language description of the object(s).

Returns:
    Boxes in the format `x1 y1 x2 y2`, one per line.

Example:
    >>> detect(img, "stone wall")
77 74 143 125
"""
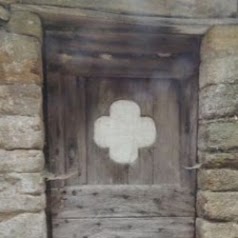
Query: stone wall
197 26 238 238
1 0 238 18
0 6 46 238
0 1 238 238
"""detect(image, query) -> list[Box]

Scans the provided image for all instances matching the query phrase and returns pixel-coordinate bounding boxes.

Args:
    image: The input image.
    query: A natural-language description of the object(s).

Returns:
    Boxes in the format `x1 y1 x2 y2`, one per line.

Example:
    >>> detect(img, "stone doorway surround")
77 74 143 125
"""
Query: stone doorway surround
0 1 238 238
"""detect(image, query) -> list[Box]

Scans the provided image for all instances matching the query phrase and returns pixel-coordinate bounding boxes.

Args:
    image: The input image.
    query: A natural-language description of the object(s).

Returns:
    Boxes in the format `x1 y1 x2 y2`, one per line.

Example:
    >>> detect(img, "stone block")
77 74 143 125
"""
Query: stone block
199 84 238 119
197 191 238 221
0 150 44 173
0 194 45 213
0 173 45 195
0 5 9 21
198 152 238 169
198 169 238 191
0 31 42 85
0 212 46 238
199 56 238 89
12 0 237 17
198 120 238 152
201 25 238 60
195 0 237 17
0 116 44 149
7 11 42 42
0 84 42 116
0 1 17 5
196 218 238 238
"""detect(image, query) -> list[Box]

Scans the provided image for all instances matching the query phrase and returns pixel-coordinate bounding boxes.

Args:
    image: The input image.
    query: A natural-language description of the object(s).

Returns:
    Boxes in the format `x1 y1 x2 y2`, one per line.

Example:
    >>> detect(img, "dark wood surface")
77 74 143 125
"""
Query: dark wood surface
45 29 200 79
45 26 199 238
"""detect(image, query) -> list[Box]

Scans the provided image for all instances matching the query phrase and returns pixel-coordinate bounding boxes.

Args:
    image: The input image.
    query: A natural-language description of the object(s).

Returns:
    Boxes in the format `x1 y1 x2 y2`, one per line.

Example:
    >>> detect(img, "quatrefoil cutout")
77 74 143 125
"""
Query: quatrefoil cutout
94 100 157 164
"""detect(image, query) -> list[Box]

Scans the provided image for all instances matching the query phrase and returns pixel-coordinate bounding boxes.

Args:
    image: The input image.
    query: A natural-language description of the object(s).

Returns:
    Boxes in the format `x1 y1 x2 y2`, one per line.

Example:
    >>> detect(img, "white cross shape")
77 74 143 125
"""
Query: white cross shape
94 100 157 164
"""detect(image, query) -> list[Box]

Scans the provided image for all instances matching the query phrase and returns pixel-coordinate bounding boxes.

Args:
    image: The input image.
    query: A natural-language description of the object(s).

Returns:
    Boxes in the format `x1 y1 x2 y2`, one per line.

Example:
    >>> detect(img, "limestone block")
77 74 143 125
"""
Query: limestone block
7 11 42 42
196 219 238 238
0 212 46 238
195 0 237 18
198 169 238 191
0 31 42 85
201 26 238 60
0 1 17 5
199 84 238 119
197 191 238 221
198 152 238 169
0 173 44 195
13 0 237 17
199 57 238 89
0 116 44 149
198 121 238 152
0 150 44 173
0 84 42 116
0 194 45 213
0 5 9 21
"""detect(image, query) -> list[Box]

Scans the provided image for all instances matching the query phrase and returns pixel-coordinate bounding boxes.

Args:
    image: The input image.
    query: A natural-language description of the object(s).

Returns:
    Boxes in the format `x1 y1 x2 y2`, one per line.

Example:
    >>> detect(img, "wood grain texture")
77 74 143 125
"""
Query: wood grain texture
151 79 181 185
62 75 87 185
52 217 194 238
179 77 198 190
46 73 87 186
52 185 194 218
46 72 65 188
45 30 200 79
86 78 154 184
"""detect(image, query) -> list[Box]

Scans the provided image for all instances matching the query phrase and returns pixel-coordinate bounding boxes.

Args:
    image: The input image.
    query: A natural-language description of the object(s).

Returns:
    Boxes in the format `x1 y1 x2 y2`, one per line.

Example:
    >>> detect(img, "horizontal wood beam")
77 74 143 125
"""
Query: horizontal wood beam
53 217 194 238
11 4 238 35
51 185 195 218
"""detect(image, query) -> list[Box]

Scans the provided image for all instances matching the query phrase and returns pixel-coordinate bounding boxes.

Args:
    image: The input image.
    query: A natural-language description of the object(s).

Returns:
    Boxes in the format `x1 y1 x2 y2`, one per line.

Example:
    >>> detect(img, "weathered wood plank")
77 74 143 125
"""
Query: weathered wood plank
45 29 199 79
47 53 198 80
86 78 158 184
75 77 87 185
62 75 87 185
46 72 65 188
152 79 181 184
11 4 238 35
52 217 194 238
46 30 199 55
52 185 195 218
179 76 198 190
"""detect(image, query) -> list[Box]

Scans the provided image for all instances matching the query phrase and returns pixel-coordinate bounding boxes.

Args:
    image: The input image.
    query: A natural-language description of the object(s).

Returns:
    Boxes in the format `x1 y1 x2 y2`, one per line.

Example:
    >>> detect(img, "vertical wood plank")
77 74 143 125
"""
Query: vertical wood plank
179 77 198 191
152 79 181 185
46 72 65 188
76 77 87 184
62 75 87 185
127 78 154 185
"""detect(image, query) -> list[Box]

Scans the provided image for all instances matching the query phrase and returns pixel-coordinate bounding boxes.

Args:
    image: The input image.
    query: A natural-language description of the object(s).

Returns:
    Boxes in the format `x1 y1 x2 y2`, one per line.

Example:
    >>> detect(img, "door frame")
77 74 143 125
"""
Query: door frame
1 3 238 238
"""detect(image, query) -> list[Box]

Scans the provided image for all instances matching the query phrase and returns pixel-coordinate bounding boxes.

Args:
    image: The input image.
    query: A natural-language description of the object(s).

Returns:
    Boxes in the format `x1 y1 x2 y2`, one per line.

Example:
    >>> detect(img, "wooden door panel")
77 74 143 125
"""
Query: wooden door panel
46 30 199 79
45 25 200 238
52 185 194 219
86 77 155 185
53 218 194 238
86 77 192 186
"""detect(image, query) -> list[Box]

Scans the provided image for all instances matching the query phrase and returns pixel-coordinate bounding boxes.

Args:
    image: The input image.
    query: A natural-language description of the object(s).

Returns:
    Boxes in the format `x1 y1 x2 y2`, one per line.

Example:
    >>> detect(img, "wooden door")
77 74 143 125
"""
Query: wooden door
45 21 200 238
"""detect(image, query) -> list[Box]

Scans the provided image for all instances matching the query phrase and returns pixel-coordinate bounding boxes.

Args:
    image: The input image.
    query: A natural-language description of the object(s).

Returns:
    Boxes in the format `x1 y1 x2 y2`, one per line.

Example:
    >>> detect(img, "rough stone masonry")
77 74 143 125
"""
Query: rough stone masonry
0 7 46 238
0 1 238 238
197 26 238 238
